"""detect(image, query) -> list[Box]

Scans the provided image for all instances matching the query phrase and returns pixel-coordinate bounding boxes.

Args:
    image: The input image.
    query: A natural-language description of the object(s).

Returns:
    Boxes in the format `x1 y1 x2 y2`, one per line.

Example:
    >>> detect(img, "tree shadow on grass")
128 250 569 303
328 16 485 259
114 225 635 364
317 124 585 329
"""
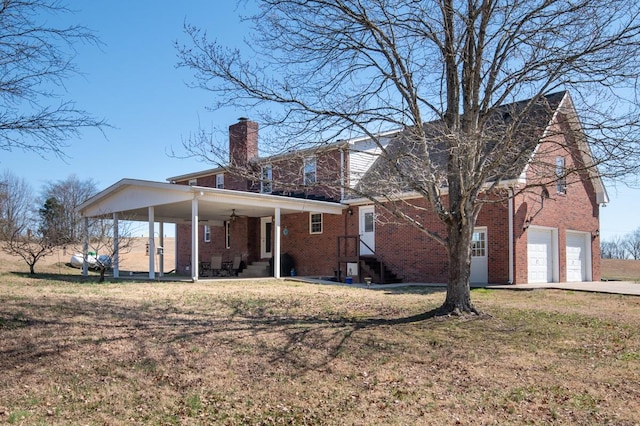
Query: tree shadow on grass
0 292 454 381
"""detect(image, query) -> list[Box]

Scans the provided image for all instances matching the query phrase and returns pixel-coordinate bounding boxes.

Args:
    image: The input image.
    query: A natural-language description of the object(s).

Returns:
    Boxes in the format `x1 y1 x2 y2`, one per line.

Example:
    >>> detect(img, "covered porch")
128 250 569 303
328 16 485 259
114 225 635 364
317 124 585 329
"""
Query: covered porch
76 178 346 281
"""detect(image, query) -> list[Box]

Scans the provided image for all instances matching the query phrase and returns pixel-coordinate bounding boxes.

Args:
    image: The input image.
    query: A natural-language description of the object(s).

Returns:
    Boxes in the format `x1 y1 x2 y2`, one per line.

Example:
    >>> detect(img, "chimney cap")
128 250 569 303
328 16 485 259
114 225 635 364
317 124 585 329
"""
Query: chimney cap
237 117 248 122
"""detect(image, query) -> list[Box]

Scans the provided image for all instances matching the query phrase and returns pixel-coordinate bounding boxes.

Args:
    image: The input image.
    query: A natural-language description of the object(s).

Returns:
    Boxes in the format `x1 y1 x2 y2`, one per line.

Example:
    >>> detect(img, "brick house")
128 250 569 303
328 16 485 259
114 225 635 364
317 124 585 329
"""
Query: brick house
78 91 607 284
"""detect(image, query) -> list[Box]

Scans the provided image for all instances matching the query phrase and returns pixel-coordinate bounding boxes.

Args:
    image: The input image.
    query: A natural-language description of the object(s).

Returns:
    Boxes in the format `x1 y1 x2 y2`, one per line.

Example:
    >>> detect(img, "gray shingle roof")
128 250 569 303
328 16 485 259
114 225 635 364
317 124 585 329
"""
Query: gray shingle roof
350 91 567 197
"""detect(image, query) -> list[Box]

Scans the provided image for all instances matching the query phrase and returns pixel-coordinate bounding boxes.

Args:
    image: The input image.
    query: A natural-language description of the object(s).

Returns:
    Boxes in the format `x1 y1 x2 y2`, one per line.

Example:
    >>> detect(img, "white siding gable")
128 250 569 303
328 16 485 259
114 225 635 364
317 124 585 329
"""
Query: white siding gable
349 137 391 189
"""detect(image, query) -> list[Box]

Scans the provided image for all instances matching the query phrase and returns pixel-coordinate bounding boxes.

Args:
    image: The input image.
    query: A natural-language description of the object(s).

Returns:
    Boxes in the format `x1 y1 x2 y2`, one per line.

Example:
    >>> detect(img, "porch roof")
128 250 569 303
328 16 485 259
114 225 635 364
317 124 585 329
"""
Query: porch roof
77 178 346 223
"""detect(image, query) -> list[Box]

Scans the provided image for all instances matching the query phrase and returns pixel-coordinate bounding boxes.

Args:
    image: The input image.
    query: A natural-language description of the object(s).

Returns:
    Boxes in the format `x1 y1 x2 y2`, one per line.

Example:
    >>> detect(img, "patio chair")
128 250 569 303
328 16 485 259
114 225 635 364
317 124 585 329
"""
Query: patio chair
210 255 223 276
231 255 242 276
199 260 211 277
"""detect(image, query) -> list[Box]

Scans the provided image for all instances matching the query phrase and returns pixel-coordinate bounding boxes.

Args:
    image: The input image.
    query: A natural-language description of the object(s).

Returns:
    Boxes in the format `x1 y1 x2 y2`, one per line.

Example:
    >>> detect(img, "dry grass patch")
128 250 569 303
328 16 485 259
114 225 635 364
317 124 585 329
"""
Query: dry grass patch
602 258 640 282
1 275 639 425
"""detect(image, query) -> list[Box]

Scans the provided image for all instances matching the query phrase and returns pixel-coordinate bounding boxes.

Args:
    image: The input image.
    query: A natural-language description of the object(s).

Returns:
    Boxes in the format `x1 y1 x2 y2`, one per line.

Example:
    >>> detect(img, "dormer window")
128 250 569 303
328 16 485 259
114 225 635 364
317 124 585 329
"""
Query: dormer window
556 156 566 194
304 156 317 185
261 165 272 193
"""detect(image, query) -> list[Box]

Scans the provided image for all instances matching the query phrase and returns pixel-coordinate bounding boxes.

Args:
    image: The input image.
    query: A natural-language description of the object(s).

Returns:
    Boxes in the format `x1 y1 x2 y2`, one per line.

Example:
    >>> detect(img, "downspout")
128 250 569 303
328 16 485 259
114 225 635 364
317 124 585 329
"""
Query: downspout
340 147 345 202
508 188 514 284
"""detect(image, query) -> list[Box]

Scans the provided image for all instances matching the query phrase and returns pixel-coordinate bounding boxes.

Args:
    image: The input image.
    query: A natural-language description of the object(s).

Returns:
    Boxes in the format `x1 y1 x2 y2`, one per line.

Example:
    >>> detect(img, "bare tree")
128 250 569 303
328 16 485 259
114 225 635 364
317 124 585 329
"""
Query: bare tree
78 217 135 282
601 237 628 259
622 228 640 260
0 0 105 157
177 0 640 314
0 170 55 274
41 174 98 243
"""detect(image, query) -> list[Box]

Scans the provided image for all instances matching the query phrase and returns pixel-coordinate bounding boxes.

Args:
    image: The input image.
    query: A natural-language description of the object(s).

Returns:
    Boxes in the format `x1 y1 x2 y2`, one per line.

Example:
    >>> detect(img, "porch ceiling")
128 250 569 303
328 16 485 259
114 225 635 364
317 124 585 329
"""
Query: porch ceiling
77 178 346 223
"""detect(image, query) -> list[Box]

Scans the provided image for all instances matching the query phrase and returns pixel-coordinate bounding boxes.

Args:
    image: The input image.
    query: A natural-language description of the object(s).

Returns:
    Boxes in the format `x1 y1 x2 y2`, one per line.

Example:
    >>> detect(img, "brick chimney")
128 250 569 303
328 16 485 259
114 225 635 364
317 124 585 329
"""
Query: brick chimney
229 117 258 166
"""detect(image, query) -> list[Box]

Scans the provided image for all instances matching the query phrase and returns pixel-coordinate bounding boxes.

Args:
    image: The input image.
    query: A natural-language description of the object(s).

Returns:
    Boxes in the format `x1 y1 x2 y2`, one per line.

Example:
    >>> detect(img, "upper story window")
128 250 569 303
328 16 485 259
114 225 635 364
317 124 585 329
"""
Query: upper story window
204 225 211 242
556 156 566 194
261 165 272 193
304 156 317 185
310 213 323 234
216 174 224 189
188 178 197 186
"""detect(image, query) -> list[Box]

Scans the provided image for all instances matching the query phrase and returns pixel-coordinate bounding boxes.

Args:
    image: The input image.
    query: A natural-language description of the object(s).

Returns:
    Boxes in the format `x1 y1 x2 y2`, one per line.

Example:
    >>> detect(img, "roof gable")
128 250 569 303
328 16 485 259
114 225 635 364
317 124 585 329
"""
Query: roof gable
348 91 607 200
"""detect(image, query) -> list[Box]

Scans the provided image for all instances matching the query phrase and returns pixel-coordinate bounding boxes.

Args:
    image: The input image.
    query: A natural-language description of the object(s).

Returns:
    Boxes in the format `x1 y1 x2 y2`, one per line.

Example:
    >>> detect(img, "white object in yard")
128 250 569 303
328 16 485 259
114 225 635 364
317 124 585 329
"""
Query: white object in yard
69 253 112 270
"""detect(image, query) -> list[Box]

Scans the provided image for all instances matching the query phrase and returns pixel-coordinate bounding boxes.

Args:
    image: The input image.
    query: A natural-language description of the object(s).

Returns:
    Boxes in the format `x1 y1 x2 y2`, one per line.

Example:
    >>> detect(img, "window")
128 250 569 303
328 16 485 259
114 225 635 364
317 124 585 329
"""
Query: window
225 221 231 249
188 178 197 186
304 156 317 185
471 230 486 257
364 211 374 233
216 174 224 189
204 225 211 243
261 165 272 193
556 156 566 194
310 213 323 234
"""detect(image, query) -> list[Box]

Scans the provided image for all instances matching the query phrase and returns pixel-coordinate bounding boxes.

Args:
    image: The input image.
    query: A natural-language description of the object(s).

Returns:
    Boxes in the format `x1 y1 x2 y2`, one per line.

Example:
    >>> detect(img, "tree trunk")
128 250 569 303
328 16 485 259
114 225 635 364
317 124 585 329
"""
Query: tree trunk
439 216 479 315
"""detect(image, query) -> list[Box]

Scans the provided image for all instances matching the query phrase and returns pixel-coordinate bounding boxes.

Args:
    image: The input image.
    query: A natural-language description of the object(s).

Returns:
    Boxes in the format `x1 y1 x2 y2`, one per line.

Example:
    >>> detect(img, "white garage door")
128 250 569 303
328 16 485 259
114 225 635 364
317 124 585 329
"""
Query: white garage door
566 232 587 282
528 229 553 283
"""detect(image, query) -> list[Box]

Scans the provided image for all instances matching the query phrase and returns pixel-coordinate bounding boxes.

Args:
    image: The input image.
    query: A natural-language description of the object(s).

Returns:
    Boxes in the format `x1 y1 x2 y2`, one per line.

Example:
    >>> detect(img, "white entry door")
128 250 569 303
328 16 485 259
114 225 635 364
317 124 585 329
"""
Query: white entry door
359 206 375 255
470 227 488 283
260 216 273 259
566 232 588 282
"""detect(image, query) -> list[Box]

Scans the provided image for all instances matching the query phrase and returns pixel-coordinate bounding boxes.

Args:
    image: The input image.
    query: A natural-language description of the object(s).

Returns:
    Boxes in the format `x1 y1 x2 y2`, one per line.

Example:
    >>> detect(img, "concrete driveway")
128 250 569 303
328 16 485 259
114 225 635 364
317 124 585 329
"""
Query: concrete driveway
296 278 640 296
486 281 640 296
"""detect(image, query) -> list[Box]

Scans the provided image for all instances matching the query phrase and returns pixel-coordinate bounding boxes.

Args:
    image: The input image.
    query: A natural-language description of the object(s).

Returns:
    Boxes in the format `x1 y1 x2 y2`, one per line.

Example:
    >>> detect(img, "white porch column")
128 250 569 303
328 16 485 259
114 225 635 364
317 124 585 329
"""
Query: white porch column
148 206 155 279
82 217 89 277
274 207 281 279
113 212 119 278
191 197 199 282
158 222 164 277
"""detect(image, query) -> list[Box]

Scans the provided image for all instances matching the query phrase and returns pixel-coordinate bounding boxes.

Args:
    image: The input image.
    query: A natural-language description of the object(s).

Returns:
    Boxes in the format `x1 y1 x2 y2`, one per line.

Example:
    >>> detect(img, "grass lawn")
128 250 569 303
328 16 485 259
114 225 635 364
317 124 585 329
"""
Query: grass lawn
0 272 639 425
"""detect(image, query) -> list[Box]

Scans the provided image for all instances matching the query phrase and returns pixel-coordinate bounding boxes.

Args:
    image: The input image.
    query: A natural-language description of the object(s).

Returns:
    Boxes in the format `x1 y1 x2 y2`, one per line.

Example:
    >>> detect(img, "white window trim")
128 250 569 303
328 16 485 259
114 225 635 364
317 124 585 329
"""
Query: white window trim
188 178 197 186
216 174 224 189
204 225 211 243
310 212 323 234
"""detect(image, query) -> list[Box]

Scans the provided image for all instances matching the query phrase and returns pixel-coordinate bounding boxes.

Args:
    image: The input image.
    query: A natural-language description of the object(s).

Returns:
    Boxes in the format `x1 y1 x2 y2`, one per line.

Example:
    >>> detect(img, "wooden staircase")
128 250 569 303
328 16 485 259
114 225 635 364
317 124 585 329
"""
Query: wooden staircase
359 255 403 284
337 235 402 285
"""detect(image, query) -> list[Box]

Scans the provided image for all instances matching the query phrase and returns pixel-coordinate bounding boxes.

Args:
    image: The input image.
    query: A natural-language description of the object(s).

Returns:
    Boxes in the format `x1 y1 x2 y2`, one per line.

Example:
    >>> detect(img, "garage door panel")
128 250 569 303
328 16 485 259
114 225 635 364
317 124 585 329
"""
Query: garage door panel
528 229 553 283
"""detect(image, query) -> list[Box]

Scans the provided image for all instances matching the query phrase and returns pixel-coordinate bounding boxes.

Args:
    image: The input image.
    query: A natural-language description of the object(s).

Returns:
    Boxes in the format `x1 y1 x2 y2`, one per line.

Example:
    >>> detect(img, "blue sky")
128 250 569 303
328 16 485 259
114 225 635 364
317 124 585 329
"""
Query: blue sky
1 1 638 240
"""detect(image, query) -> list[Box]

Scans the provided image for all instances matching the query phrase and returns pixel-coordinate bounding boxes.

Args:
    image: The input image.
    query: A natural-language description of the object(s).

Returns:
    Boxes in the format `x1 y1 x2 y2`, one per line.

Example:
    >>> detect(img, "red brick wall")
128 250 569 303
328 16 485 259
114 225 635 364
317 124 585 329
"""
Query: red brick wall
175 217 262 274
357 196 511 284
279 211 348 277
512 118 601 283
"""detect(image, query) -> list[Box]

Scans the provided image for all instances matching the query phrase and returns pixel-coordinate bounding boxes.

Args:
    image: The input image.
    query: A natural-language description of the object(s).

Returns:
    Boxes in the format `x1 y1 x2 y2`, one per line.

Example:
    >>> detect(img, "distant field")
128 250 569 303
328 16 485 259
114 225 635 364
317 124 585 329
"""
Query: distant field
601 259 640 282
0 238 175 275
